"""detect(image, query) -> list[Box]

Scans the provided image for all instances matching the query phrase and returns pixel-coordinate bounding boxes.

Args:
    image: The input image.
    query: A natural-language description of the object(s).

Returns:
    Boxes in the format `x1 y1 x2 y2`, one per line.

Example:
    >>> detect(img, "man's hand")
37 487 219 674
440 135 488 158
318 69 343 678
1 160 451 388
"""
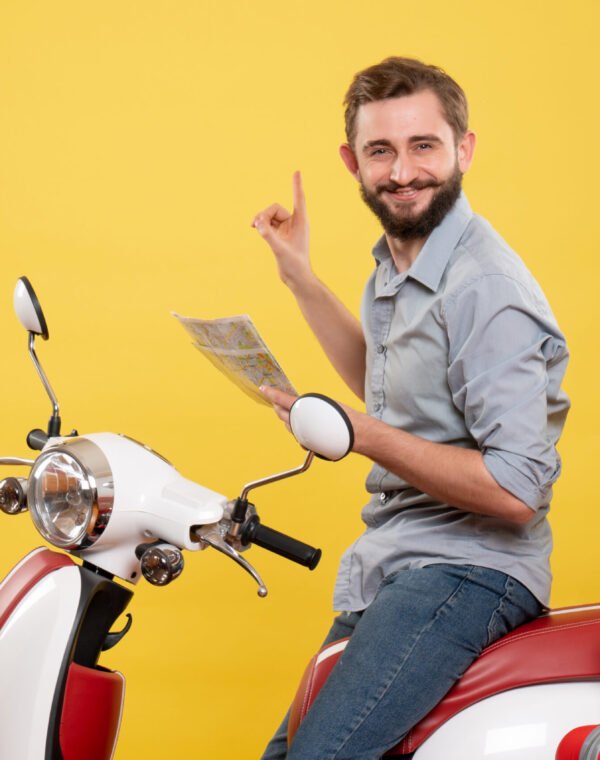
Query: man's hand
259 385 297 429
260 385 362 446
252 171 312 291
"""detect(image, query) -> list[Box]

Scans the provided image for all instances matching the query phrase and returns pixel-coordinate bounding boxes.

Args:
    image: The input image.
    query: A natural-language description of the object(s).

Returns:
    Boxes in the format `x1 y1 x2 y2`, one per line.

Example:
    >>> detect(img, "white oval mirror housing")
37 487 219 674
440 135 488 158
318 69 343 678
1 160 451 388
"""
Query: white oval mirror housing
289 393 354 461
14 277 49 339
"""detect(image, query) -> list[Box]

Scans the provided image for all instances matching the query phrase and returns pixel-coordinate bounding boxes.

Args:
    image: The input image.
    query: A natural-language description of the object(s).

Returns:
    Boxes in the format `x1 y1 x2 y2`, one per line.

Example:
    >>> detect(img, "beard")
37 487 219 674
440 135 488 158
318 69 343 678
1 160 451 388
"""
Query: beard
359 164 463 241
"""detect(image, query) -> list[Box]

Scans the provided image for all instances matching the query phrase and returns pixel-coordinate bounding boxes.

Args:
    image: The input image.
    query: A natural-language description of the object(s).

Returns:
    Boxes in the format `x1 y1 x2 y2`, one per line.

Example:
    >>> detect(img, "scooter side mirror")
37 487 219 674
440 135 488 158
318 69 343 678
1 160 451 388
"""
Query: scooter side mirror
14 277 49 340
289 394 354 462
13 277 61 441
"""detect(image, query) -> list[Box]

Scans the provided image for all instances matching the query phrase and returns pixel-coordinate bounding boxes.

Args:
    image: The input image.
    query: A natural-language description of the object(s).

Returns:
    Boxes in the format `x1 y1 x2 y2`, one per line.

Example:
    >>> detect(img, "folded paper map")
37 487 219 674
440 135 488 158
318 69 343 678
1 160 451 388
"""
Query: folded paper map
173 313 297 406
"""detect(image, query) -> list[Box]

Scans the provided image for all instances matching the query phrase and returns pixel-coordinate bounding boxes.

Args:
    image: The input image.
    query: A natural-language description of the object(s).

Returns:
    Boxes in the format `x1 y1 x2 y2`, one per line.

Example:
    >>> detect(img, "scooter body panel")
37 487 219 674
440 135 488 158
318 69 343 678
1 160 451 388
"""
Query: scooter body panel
66 432 228 581
0 564 82 759
412 682 600 759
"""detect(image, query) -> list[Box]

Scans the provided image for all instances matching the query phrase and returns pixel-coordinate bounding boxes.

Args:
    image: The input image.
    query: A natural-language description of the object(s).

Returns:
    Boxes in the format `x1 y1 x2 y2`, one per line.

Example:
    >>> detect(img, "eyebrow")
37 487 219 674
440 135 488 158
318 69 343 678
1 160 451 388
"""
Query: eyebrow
362 139 394 153
361 134 444 153
409 134 443 144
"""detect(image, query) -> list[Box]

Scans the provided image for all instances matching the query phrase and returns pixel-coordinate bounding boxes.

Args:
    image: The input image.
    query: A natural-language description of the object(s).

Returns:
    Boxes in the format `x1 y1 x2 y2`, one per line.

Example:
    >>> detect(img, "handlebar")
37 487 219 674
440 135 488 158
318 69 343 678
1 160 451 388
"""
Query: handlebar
26 429 49 451
240 516 321 570
0 457 35 466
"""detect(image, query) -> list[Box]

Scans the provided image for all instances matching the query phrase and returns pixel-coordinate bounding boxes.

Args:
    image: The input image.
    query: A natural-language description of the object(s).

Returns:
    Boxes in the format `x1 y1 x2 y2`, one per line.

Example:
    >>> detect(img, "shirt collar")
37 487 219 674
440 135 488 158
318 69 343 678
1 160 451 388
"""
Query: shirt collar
371 192 473 294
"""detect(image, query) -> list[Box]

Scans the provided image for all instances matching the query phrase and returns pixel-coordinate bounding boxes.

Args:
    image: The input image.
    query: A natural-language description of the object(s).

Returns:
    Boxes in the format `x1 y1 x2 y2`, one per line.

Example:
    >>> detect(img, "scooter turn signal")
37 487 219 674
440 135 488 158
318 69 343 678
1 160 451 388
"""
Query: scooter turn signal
0 478 28 515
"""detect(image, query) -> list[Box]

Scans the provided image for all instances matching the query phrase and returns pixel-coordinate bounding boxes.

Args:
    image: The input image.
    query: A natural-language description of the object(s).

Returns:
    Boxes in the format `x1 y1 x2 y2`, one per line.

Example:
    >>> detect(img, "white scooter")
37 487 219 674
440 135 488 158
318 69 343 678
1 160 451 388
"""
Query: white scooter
2 280 600 760
0 277 355 760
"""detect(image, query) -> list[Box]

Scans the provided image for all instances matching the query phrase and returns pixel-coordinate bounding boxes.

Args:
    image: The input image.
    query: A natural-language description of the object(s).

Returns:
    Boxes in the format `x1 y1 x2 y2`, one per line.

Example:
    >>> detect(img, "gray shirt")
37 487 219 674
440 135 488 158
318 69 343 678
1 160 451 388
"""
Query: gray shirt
333 194 570 610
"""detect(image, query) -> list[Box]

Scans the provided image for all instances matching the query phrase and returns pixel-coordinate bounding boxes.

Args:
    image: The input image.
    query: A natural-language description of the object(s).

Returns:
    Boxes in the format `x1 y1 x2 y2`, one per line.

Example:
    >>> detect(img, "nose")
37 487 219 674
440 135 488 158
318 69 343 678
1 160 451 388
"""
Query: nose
389 153 419 186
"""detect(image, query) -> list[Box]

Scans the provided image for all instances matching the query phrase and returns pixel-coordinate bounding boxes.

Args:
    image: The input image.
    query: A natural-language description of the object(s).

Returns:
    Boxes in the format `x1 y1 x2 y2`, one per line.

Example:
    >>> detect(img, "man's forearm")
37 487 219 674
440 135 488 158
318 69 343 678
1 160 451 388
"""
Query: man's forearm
260 386 534 524
291 274 366 400
351 412 534 524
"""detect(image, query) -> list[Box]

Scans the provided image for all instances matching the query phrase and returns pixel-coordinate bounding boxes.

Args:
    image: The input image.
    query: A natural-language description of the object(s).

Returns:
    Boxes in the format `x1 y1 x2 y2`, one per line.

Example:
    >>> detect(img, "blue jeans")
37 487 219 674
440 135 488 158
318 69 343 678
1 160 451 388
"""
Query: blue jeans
261 564 541 760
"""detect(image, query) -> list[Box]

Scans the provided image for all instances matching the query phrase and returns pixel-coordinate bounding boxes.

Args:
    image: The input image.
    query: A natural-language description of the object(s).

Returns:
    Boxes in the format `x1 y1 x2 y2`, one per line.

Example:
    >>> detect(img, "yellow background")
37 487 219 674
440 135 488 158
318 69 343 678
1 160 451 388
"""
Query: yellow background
0 1 598 757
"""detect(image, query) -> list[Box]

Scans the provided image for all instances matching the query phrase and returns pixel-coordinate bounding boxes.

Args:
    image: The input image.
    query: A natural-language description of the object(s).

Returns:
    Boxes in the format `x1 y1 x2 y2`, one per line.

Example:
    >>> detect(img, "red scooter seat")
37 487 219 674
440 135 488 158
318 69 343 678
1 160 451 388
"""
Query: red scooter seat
288 605 600 755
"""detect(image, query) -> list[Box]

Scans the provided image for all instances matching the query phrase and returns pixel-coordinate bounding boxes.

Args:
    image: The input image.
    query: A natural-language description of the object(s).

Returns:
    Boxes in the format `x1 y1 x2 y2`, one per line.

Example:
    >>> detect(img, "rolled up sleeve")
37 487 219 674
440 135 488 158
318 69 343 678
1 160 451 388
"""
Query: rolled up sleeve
444 274 568 510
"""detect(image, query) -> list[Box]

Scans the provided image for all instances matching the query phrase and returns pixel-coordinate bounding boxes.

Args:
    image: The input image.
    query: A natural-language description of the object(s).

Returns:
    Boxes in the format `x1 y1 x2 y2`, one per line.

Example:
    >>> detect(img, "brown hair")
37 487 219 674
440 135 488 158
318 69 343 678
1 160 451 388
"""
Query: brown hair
344 57 468 147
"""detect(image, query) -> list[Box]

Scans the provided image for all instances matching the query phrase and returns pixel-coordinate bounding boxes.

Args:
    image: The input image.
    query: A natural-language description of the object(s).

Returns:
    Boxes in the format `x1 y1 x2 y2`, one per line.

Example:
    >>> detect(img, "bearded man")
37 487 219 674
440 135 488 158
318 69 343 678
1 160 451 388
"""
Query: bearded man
252 57 570 760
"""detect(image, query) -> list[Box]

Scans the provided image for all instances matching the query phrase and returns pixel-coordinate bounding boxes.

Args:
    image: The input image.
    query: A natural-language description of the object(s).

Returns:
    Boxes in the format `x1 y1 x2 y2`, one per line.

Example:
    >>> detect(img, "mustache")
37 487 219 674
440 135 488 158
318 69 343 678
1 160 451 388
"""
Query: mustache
376 179 441 194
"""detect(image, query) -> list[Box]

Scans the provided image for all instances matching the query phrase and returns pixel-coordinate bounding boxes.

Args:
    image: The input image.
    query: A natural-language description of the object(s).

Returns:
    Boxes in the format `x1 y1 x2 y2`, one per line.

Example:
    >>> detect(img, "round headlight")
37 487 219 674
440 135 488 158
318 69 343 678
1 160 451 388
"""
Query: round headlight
28 439 114 550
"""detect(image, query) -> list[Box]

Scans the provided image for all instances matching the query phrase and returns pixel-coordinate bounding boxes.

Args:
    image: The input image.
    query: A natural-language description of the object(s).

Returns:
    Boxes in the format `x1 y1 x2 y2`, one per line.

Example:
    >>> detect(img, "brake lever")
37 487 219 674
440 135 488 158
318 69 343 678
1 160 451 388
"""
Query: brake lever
0 458 35 466
194 525 268 598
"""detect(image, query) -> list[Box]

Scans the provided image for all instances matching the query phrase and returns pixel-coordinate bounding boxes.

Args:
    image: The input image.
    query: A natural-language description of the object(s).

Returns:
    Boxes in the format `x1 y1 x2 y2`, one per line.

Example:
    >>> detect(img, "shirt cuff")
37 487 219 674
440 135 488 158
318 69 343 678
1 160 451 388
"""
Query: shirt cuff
483 448 559 511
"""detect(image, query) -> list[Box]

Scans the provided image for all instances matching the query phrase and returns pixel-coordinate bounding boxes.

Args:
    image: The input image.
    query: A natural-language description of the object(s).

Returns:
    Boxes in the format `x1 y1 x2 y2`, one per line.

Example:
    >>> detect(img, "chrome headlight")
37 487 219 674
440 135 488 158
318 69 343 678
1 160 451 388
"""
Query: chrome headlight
28 439 114 550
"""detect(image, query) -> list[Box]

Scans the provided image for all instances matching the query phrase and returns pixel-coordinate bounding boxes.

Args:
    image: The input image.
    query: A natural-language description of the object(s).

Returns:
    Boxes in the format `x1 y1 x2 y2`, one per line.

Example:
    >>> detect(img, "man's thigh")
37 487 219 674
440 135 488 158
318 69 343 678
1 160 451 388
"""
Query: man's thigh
287 564 541 760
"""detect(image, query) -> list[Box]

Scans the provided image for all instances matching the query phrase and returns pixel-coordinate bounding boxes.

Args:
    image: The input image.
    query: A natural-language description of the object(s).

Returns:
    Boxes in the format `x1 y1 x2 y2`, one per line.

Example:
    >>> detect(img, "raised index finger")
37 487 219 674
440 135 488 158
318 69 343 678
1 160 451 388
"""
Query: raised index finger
292 170 307 221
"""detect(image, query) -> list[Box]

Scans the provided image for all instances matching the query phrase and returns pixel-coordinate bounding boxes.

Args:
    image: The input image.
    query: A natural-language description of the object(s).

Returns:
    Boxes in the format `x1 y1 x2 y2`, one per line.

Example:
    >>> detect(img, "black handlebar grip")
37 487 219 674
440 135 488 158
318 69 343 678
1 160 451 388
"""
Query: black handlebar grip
27 428 49 451
241 516 321 570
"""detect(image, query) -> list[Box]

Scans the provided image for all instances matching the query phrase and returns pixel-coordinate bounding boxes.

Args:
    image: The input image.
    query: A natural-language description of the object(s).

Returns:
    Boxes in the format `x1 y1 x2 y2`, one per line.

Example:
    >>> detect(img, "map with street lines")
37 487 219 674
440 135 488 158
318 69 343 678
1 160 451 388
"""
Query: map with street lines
174 313 296 405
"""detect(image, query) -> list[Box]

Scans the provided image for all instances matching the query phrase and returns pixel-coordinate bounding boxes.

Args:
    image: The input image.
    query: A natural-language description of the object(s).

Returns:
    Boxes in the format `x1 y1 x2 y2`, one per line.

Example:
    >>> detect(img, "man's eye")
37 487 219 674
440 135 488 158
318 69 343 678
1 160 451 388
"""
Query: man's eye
370 148 389 156
416 143 432 151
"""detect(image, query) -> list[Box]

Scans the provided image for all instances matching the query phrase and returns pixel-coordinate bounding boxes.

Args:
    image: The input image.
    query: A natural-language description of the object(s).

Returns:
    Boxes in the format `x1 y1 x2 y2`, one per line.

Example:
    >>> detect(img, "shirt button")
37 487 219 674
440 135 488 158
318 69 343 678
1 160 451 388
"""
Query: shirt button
379 492 389 504
376 344 386 354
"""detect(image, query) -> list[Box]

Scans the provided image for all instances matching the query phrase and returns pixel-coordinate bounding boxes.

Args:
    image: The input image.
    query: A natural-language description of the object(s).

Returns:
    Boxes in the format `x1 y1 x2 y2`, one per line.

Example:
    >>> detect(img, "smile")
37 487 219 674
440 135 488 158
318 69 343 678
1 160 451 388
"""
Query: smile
384 187 426 203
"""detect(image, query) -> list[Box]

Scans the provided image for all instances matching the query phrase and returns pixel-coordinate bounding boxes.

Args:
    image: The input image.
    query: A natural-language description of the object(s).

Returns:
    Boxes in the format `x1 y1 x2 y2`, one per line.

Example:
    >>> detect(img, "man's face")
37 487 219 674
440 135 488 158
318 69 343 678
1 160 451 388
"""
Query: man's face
340 90 475 241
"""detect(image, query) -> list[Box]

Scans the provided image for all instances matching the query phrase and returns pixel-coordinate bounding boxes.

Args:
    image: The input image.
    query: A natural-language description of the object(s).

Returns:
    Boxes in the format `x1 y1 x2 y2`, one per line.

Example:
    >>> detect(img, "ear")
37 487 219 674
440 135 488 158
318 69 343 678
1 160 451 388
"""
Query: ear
457 130 476 173
339 143 360 181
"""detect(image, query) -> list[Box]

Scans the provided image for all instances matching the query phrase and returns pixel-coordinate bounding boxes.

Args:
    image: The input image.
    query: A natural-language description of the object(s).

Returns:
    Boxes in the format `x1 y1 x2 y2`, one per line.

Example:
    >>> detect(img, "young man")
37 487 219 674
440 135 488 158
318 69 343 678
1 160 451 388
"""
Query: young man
252 57 570 759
